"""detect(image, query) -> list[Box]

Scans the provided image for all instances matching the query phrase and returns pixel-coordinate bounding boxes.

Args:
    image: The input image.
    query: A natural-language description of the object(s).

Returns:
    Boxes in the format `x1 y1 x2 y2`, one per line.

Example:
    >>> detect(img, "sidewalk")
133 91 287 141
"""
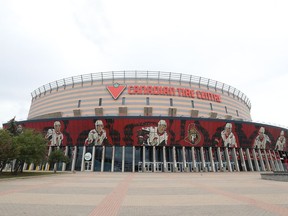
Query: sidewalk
0 172 287 216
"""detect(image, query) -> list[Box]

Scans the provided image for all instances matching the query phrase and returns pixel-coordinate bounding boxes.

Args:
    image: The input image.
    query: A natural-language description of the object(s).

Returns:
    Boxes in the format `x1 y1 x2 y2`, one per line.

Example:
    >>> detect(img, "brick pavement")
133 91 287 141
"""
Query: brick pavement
0 172 287 216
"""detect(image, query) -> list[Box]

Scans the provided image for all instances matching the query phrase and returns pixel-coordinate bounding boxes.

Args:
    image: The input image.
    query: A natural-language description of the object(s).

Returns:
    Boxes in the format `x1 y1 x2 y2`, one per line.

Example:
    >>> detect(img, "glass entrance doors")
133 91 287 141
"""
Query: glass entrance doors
84 161 92 171
71 145 284 173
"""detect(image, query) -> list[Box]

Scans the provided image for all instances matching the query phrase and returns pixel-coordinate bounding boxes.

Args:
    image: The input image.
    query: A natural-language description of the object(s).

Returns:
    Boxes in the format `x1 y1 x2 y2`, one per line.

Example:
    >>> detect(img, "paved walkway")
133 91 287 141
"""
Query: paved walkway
0 172 288 216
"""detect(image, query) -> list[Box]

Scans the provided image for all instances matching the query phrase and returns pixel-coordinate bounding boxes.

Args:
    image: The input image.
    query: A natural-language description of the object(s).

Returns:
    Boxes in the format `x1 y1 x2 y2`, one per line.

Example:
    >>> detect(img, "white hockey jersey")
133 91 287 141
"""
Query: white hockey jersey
275 137 286 151
45 129 63 146
85 129 106 146
221 130 237 147
254 135 271 149
144 126 168 146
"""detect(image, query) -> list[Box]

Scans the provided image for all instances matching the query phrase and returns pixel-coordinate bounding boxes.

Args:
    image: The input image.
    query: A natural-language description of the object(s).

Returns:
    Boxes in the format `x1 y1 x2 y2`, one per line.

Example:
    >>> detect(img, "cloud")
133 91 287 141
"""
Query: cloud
0 0 287 128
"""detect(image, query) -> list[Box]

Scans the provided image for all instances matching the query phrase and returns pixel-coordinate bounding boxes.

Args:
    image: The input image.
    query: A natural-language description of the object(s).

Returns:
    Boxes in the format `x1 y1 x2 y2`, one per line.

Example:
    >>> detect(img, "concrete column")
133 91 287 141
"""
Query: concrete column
90 146 95 171
216 147 223 172
225 147 232 172
275 151 284 171
258 149 265 171
163 146 167 172
101 146 105 172
272 151 280 171
258 149 266 171
29 163 34 171
239 148 247 171
35 165 39 171
11 160 16 172
153 146 156 172
182 146 187 172
3 164 8 172
252 149 260 171
246 149 254 171
122 146 125 172
268 150 276 171
81 146 86 172
53 163 57 172
232 148 240 172
45 146 52 171
71 146 77 172
263 150 271 171
132 146 135 173
23 163 28 171
172 146 177 172
62 146 69 171
111 146 115 172
279 152 285 171
191 147 197 172
200 147 206 172
209 147 215 172
142 146 145 172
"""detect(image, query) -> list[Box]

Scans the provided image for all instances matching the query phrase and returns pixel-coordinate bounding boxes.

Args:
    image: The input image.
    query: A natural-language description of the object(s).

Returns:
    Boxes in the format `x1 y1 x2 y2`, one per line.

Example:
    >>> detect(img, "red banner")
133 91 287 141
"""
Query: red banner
13 117 287 150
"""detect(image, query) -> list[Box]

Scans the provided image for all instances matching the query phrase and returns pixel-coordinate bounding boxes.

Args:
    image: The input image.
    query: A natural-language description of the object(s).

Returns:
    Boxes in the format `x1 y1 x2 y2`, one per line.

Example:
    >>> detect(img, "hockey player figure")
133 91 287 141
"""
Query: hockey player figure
45 121 63 147
275 130 286 151
138 120 168 146
253 127 271 149
219 123 237 148
85 120 107 146
16 124 23 134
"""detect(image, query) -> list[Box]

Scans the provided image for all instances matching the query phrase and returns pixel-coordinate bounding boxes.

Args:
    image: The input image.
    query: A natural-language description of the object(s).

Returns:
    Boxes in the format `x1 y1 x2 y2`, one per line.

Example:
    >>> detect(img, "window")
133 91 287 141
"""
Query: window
73 109 81 117
236 110 239 117
122 97 126 105
77 100 81 108
210 103 213 111
99 98 102 106
146 97 150 105
225 106 228 113
170 98 173 106
191 100 194 108
169 108 177 116
144 107 152 116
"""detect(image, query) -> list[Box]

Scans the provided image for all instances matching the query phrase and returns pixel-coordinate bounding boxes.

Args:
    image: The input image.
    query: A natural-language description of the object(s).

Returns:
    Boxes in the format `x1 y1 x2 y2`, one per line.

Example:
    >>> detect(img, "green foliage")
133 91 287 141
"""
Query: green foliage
48 149 70 164
0 129 18 172
0 124 48 174
13 128 48 173
6 117 18 136
48 149 70 172
0 171 60 179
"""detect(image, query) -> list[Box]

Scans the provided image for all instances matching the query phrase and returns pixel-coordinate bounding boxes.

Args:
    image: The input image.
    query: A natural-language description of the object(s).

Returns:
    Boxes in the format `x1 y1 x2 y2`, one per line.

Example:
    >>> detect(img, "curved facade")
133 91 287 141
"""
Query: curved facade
5 71 287 173
28 71 251 121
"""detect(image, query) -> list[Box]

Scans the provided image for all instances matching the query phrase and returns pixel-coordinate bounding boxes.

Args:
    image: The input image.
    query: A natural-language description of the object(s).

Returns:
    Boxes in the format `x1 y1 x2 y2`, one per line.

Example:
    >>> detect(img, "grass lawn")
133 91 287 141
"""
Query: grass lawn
0 171 63 179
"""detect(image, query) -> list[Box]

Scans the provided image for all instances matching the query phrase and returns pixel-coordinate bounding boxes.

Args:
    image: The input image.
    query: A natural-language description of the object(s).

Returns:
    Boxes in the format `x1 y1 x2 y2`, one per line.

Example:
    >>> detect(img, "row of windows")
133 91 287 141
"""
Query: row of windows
77 98 240 117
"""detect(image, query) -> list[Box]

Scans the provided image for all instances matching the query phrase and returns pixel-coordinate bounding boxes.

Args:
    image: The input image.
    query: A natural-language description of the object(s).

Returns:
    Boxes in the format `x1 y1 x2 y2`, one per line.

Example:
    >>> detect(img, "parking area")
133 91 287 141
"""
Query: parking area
0 172 288 216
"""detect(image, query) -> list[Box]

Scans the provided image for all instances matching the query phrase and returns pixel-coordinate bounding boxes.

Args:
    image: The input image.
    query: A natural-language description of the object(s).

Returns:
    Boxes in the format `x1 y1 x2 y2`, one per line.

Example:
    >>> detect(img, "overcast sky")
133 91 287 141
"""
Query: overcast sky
0 0 287 128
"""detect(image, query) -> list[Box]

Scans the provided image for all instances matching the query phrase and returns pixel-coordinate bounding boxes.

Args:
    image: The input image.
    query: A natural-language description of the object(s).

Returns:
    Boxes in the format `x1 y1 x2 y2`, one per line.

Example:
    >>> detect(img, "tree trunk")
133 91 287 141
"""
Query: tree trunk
0 162 3 173
20 161 24 173
53 163 57 173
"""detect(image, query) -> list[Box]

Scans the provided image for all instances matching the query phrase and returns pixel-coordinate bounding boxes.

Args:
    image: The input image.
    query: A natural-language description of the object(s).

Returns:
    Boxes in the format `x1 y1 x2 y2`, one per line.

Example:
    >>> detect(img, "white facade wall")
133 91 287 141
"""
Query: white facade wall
28 74 251 121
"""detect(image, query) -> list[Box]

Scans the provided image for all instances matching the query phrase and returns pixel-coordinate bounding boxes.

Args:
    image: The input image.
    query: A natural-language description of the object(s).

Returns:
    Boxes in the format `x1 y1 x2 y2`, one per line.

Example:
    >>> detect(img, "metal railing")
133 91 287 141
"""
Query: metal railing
31 71 251 109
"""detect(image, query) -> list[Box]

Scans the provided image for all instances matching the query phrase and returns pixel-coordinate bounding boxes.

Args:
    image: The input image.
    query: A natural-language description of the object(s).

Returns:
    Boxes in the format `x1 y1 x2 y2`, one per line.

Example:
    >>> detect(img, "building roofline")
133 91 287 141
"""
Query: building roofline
30 71 251 110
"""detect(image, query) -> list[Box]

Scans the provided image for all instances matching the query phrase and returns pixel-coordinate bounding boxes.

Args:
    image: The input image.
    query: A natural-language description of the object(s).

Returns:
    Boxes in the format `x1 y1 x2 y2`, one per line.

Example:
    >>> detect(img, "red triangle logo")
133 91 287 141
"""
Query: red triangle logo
106 83 126 100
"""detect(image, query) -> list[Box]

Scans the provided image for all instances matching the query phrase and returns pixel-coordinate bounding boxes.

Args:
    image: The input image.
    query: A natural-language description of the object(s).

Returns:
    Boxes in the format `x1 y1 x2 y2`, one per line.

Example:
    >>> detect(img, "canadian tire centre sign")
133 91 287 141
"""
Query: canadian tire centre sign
107 83 221 103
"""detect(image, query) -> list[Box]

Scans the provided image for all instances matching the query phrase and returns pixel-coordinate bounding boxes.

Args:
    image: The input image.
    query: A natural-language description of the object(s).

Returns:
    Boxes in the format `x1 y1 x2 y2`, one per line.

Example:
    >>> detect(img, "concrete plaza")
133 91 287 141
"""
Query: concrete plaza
0 172 288 216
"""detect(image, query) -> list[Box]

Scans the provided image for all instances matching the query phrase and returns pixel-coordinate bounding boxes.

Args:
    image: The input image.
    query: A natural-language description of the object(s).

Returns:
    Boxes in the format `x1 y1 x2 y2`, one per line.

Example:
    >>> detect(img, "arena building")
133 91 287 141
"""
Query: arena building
7 71 288 172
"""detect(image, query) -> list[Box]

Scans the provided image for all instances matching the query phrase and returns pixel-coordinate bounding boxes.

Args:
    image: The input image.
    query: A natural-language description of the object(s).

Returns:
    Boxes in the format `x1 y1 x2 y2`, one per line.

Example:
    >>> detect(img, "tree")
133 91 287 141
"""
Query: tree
6 117 18 136
13 128 47 174
0 129 18 173
48 149 70 173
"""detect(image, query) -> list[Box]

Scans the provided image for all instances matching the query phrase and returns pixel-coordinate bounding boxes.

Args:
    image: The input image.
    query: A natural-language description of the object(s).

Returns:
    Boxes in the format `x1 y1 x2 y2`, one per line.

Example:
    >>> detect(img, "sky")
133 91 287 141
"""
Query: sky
0 0 287 128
